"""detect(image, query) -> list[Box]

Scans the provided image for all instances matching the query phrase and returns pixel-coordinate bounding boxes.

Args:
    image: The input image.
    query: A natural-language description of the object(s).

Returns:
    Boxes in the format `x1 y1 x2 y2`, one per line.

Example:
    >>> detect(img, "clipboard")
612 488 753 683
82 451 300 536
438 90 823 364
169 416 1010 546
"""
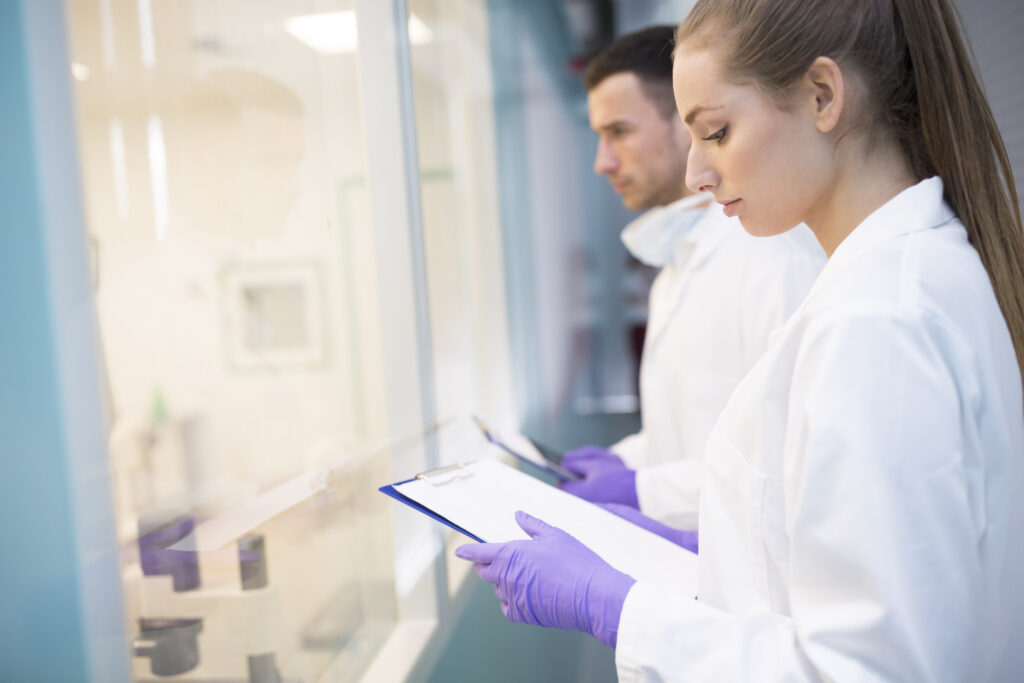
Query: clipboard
379 459 697 593
472 416 582 482
380 473 483 540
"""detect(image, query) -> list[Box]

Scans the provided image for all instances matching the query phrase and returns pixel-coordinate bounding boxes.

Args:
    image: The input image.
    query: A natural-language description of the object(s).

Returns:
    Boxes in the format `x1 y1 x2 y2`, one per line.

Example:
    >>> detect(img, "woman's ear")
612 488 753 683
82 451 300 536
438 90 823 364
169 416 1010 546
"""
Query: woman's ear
804 56 845 134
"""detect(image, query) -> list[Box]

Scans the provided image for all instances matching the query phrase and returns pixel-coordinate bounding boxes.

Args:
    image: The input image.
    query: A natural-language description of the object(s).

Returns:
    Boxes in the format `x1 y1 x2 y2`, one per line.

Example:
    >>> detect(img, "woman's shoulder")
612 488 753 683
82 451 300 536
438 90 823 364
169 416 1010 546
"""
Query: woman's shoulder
793 221 1010 389
811 218 985 313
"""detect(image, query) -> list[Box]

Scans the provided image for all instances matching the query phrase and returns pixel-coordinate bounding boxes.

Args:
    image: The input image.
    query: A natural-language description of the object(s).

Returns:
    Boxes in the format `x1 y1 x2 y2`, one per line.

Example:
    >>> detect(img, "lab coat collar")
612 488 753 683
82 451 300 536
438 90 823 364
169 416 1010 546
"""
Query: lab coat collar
802 176 954 305
683 199 737 271
620 193 713 268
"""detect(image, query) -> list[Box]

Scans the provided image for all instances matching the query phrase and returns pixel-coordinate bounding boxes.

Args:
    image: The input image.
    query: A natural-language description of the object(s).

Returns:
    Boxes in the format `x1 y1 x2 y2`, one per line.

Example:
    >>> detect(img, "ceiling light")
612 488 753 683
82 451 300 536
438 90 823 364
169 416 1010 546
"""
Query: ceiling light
71 62 91 81
407 14 433 45
285 10 432 55
285 10 358 55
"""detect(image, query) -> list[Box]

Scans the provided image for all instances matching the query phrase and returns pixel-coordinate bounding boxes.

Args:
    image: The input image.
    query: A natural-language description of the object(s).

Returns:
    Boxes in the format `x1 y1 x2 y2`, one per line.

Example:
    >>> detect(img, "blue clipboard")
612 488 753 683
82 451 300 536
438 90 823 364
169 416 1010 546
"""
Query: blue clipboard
472 417 581 482
379 478 485 543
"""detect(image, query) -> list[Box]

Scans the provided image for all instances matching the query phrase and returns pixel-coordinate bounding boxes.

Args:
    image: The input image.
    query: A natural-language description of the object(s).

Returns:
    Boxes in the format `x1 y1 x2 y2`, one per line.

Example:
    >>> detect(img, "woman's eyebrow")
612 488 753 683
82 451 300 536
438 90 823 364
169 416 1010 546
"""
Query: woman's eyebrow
684 104 723 125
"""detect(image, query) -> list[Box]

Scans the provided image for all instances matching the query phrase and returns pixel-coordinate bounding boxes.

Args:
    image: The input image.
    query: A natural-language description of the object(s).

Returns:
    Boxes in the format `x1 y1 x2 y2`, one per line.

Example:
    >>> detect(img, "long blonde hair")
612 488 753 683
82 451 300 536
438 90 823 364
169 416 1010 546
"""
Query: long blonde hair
678 0 1024 392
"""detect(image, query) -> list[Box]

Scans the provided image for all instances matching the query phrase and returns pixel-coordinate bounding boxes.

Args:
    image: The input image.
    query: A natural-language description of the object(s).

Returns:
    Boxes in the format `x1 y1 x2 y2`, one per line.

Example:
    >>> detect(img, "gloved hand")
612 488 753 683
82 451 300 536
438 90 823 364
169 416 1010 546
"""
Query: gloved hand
600 503 698 554
561 445 626 473
454 511 636 648
559 446 639 508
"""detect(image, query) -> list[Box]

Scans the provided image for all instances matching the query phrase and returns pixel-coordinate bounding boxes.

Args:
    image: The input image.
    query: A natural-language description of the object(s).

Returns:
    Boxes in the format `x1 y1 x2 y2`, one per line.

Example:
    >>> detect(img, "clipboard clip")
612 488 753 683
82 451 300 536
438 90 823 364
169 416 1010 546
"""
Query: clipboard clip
471 415 495 444
416 463 473 486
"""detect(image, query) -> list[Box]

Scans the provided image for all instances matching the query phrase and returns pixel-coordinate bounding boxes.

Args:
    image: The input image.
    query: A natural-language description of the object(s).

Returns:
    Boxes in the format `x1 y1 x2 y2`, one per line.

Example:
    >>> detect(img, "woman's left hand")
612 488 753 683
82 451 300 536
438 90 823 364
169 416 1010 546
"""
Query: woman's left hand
599 503 698 553
455 511 636 647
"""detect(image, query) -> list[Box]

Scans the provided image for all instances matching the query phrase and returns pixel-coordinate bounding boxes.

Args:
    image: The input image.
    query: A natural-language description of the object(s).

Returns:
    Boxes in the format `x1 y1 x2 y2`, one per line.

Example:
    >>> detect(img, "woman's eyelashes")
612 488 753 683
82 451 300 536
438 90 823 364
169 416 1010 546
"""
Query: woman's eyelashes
701 125 728 145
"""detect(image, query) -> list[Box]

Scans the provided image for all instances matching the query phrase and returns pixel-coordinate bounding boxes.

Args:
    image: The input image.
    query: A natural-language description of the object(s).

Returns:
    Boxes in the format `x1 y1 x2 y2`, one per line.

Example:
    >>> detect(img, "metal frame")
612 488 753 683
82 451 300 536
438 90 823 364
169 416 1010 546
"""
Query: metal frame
0 1 127 680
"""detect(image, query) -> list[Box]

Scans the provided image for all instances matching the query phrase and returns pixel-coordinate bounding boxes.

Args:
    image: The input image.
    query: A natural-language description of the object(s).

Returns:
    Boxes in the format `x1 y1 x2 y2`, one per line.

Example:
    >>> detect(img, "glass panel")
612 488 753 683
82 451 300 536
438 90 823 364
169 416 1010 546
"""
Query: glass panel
405 1 515 481
472 1 644 450
67 0 403 679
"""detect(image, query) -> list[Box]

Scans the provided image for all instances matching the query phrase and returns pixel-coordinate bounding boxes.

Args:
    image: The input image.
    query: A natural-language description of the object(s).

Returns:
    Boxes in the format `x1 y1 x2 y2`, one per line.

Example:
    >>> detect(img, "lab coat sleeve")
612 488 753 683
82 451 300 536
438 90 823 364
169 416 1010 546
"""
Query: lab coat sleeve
616 306 982 682
634 459 704 529
610 430 650 469
617 582 816 682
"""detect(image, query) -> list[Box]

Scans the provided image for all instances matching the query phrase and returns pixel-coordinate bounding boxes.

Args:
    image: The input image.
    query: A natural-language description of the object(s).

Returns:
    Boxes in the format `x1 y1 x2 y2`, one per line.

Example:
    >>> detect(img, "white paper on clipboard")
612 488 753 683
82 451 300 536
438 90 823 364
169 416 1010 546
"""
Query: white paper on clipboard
393 459 697 593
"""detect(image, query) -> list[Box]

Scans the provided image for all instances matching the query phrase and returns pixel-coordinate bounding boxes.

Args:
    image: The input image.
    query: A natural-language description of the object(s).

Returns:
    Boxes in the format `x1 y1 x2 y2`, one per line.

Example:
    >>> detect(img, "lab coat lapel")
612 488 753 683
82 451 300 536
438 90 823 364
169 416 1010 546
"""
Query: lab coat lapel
685 205 735 272
644 242 696 347
644 208 733 351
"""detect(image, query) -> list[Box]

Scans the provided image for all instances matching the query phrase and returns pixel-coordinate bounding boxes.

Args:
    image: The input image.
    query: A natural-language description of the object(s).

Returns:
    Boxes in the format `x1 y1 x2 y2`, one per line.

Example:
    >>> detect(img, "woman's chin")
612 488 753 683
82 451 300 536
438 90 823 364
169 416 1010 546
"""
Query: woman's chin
738 216 798 238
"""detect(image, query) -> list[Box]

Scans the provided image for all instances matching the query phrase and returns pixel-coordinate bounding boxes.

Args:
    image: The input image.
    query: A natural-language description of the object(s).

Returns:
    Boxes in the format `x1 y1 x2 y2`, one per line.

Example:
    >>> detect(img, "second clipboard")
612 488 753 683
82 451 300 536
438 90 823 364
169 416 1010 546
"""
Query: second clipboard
472 417 582 482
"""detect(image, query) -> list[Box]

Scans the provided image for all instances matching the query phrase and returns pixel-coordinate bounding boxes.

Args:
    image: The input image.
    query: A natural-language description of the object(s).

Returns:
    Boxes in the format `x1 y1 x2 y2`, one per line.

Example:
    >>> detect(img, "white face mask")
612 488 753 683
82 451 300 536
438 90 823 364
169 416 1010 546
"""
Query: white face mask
620 194 711 267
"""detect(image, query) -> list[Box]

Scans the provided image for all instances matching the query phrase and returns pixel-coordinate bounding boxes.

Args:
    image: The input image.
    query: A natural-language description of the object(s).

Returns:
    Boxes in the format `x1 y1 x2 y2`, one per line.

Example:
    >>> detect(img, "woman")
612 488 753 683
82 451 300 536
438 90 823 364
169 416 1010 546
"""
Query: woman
456 0 1024 679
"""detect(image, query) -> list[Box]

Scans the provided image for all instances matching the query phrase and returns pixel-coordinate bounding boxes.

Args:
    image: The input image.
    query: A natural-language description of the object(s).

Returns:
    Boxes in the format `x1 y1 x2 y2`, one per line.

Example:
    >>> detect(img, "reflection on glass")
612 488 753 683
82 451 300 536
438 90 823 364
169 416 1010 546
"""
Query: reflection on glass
407 0 515 449
68 0 398 680
242 283 310 351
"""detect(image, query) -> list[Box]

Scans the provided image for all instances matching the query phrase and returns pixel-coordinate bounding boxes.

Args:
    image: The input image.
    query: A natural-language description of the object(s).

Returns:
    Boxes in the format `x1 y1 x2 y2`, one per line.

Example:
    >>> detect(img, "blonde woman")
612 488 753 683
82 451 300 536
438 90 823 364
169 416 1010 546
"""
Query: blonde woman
457 1 1024 680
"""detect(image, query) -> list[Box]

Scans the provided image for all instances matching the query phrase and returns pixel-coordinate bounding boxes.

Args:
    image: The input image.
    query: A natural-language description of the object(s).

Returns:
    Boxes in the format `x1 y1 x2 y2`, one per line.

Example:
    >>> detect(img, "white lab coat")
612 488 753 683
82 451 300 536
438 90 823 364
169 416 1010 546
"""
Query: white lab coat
615 177 1024 681
613 195 824 528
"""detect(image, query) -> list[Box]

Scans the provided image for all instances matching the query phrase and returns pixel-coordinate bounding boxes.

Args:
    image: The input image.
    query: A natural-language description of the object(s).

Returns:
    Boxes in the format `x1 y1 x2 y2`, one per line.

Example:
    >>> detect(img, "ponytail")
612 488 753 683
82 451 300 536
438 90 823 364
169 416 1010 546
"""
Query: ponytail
895 0 1024 387
679 0 1024 391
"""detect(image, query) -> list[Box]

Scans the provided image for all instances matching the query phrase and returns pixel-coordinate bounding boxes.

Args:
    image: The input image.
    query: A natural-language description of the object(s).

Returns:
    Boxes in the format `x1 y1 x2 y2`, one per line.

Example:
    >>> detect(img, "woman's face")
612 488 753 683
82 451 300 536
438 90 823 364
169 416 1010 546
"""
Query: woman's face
672 47 835 237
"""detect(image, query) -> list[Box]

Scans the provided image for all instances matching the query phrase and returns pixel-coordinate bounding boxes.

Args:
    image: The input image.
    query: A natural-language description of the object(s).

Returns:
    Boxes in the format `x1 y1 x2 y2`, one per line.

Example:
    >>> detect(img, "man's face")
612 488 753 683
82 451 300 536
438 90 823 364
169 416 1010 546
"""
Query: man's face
588 72 691 211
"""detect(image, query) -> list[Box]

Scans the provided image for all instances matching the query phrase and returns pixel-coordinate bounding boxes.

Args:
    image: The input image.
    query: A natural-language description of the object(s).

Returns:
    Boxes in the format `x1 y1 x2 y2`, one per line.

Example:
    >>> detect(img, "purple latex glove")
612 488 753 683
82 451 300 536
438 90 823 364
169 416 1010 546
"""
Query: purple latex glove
454 511 636 647
600 503 699 554
561 445 626 473
559 446 639 508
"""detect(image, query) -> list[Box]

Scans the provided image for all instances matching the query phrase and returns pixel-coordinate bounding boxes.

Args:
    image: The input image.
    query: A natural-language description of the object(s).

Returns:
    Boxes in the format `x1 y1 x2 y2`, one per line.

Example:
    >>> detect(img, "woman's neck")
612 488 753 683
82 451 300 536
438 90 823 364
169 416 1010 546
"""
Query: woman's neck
806 141 918 257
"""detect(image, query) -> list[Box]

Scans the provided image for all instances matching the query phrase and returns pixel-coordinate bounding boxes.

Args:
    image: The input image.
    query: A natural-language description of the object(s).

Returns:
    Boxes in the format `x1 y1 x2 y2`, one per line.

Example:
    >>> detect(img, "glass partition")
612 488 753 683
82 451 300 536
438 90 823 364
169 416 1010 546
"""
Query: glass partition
65 0 425 679
406 0 515 463
403 0 516 600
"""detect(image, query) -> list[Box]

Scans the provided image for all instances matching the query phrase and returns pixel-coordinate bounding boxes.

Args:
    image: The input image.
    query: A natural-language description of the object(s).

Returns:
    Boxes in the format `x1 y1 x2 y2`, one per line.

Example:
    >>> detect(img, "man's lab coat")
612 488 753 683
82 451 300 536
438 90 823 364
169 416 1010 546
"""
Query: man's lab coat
615 177 1024 681
613 195 824 528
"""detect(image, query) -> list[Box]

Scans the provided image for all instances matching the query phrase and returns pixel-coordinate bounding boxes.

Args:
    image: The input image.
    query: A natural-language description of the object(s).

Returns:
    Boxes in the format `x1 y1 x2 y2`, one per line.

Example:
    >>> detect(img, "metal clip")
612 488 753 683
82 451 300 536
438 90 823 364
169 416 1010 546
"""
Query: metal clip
415 463 473 486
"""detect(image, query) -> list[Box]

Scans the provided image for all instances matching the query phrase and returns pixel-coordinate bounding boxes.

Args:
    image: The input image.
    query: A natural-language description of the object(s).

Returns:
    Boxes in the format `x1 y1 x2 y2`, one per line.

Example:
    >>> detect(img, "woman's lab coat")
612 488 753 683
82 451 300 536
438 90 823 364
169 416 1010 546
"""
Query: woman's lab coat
613 196 824 528
615 177 1024 681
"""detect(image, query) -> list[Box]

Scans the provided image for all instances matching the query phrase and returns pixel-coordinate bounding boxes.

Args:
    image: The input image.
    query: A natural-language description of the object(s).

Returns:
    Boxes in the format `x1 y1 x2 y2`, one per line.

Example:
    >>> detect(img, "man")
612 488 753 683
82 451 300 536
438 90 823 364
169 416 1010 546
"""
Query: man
560 25 825 530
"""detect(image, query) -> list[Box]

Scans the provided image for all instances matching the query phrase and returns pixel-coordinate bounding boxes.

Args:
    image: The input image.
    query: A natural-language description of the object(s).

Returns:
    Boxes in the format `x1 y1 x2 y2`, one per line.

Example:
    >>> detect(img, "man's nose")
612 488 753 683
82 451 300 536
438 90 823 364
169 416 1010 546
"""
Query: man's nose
594 138 618 175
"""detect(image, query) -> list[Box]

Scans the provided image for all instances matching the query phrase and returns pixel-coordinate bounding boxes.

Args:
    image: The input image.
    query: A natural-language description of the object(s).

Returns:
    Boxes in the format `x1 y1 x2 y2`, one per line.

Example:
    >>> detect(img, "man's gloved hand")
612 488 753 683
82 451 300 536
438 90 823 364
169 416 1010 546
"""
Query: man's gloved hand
559 446 639 508
600 503 698 554
561 445 626 473
454 511 636 648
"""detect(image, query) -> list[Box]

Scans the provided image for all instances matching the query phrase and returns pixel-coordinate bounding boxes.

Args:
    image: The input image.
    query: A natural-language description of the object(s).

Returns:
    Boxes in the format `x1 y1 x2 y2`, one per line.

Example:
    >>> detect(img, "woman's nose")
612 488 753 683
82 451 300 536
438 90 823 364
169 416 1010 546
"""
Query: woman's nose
685 145 717 195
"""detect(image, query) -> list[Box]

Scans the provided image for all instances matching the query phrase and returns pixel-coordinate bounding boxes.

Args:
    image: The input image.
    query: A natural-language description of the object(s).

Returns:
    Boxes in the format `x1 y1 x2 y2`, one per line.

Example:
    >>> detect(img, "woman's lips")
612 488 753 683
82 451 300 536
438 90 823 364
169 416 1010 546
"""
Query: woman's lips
721 198 741 217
